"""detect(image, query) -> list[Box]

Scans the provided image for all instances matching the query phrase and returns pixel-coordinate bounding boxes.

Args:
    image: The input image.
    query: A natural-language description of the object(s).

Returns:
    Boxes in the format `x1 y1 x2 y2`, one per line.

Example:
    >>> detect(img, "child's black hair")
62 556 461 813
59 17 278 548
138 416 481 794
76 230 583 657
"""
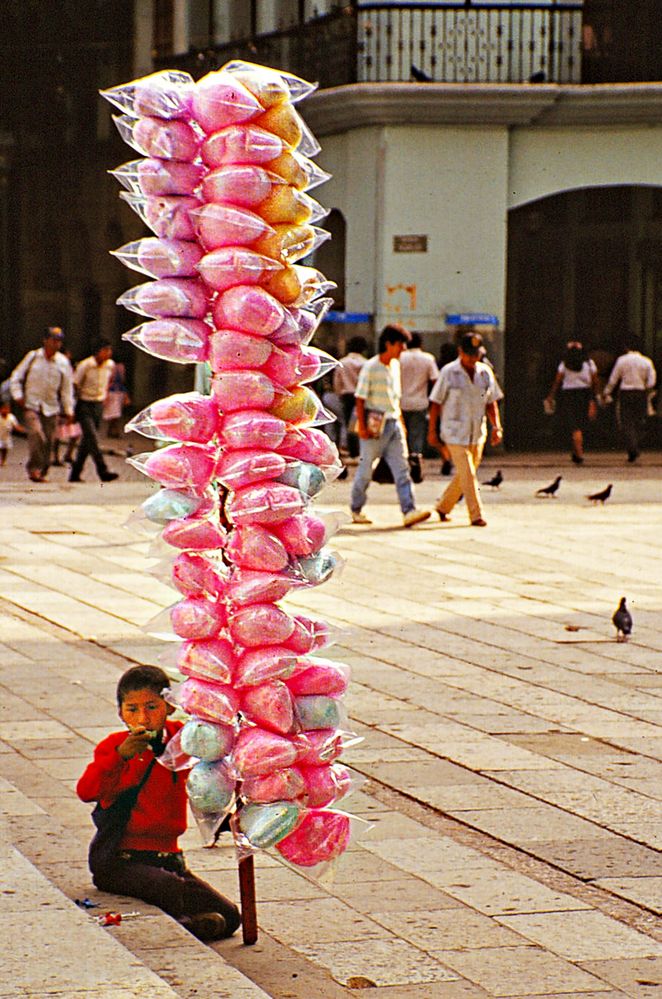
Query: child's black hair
117 665 170 707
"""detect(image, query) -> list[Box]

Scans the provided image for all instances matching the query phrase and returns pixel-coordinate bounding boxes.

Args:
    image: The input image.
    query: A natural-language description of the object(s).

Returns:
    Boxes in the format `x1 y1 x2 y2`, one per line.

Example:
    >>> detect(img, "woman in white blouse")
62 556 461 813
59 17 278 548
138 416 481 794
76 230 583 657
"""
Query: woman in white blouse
545 341 600 464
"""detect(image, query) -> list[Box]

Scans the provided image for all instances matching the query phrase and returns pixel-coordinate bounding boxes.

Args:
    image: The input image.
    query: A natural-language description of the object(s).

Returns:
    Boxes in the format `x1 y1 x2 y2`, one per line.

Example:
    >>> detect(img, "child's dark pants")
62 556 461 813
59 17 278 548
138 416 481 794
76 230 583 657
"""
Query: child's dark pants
93 850 241 936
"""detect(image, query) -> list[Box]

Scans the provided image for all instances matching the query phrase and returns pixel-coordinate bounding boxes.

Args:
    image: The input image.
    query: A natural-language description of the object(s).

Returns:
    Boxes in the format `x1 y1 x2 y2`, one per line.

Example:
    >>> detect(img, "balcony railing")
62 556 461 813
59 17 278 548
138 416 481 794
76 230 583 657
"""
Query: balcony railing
159 3 584 87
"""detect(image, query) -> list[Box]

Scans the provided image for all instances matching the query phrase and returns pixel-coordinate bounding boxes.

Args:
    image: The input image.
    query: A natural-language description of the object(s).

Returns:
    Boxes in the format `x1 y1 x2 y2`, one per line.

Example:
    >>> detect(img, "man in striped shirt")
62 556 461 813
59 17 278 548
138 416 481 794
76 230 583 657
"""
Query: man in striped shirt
350 324 431 528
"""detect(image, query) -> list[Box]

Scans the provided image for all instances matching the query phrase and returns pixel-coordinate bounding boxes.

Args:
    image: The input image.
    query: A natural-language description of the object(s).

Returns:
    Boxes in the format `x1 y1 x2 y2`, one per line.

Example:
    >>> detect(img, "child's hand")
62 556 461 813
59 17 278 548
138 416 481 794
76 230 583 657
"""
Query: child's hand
117 727 153 760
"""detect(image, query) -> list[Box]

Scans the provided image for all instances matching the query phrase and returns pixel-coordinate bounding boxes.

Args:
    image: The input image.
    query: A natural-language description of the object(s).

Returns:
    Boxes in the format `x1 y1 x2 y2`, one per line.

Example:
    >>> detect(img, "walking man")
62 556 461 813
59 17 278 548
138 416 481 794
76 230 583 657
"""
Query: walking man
603 337 656 463
428 331 503 526
69 340 119 483
350 324 430 528
400 331 439 472
9 326 75 482
333 336 369 458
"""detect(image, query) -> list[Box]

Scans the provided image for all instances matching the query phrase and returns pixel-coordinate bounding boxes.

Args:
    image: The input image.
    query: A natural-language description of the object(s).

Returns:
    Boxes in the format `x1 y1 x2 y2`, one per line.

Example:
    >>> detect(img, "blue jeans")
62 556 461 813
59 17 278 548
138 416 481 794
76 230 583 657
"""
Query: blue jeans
350 418 416 515
402 409 428 455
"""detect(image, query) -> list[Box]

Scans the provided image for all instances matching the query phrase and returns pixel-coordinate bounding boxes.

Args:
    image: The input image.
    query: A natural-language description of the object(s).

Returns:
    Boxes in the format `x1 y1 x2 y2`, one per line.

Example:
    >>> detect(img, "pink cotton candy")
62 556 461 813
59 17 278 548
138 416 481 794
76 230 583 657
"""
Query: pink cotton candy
149 394 220 443
179 677 240 725
211 370 276 412
233 645 298 687
276 808 351 867
229 602 295 647
198 247 282 293
231 726 298 778
261 346 303 388
191 203 273 252
219 410 286 450
193 72 263 133
294 729 343 766
283 616 334 655
227 569 299 607
226 483 306 526
132 75 194 120
201 124 284 168
240 681 295 735
137 159 205 196
212 285 285 335
224 525 289 572
208 330 272 372
126 318 210 363
216 449 286 490
162 515 227 552
177 637 236 685
136 238 203 278
127 278 209 319
144 196 201 240
202 165 279 208
170 594 226 640
273 513 327 557
132 116 199 160
242 767 304 803
172 552 228 597
277 427 339 466
134 443 219 496
287 660 349 697
299 764 352 808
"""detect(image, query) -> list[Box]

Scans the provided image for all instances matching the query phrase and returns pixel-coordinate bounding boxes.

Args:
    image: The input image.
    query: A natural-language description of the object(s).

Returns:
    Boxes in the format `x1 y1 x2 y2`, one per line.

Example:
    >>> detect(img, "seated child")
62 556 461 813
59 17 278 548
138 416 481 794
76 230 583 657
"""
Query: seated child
0 401 24 466
77 665 240 941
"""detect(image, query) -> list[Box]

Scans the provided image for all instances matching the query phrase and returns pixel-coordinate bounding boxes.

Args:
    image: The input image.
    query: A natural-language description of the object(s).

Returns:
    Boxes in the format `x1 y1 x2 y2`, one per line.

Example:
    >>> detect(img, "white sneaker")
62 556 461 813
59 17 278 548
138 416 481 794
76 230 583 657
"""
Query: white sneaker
352 511 372 524
403 509 431 528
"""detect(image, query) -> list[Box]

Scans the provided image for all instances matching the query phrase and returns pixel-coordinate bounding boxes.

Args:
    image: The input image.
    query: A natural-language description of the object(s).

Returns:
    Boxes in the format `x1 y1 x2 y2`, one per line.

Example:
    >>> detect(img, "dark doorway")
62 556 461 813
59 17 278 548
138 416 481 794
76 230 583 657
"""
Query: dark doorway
506 185 662 450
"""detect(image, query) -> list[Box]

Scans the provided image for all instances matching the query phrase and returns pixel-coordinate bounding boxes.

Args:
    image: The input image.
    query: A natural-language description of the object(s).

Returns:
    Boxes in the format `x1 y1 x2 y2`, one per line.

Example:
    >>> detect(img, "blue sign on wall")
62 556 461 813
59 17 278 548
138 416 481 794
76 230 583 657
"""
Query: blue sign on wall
326 311 372 323
446 313 499 326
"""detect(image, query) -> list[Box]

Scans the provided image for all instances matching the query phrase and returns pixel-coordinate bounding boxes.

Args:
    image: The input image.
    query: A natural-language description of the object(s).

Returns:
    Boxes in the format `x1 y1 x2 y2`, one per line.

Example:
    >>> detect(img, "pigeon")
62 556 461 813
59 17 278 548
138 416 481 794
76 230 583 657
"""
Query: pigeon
587 483 612 504
612 597 632 642
535 475 562 497
482 470 503 489
411 64 433 82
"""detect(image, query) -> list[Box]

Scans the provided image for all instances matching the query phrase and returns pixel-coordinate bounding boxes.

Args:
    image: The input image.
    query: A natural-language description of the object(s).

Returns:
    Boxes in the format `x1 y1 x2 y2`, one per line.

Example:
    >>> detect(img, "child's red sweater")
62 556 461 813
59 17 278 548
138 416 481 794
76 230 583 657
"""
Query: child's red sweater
77 719 188 853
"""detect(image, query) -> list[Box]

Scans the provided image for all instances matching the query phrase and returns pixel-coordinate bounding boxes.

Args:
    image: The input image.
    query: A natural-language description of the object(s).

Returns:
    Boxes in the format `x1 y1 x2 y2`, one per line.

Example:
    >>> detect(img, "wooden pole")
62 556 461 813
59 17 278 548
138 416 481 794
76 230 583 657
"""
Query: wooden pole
238 854 258 945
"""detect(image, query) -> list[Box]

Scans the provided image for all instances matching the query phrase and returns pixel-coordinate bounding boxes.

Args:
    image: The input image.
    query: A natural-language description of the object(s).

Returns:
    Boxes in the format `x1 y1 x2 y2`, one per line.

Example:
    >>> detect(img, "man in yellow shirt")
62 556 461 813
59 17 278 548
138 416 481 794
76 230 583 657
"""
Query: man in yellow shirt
69 340 119 483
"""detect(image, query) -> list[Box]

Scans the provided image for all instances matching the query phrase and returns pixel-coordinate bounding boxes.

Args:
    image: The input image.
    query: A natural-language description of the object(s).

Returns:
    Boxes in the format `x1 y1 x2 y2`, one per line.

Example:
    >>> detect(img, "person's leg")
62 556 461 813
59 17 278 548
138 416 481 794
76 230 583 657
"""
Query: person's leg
70 404 93 479
350 434 381 515
620 391 646 459
404 410 427 456
382 420 416 514
40 414 57 477
86 402 112 479
0 446 6 466
571 428 584 462
24 409 47 479
342 394 359 458
438 444 484 522
93 858 240 936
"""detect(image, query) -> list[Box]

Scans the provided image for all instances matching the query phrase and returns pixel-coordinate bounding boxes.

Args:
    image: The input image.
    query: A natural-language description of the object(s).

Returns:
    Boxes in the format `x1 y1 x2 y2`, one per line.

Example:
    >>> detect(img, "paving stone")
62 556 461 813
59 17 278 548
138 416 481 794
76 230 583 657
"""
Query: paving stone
531 839 662 879
579 957 662 998
373 907 528 952
496 911 662 961
333 876 463 913
411 783 541 811
592 876 662 914
438 870 591 916
437 946 610 996
447 806 615 845
295 937 460 987
256 896 391 946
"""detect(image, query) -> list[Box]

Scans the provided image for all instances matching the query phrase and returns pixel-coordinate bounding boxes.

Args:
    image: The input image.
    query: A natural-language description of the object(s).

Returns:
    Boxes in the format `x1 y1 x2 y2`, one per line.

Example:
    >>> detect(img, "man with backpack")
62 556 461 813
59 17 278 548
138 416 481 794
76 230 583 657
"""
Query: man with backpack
9 327 74 482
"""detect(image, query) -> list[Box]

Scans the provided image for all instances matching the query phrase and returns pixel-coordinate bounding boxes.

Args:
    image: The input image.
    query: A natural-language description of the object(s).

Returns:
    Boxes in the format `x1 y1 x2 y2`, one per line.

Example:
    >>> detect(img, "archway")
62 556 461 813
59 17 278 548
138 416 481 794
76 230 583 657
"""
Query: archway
506 185 662 449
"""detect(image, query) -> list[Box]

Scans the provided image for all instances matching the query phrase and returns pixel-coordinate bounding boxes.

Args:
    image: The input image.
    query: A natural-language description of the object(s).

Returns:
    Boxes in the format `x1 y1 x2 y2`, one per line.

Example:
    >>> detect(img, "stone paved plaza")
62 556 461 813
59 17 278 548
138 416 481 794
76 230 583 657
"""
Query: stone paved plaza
0 438 661 998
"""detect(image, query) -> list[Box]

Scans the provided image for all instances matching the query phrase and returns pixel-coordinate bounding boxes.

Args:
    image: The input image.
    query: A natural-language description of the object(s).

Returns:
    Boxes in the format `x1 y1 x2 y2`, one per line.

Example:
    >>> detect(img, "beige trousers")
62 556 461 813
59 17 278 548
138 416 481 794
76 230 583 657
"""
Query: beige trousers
437 440 486 522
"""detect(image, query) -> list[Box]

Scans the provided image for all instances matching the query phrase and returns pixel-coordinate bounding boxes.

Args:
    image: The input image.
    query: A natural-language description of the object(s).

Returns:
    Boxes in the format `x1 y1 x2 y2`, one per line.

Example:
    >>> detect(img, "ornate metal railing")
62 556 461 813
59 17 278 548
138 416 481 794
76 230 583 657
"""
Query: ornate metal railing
158 3 583 87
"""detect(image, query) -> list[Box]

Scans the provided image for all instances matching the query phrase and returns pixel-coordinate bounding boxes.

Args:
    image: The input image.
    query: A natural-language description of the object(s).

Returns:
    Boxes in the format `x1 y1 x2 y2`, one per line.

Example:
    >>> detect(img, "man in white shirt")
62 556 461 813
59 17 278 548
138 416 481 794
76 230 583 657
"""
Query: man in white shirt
10 326 75 482
399 332 439 463
69 340 118 483
603 338 657 462
332 336 368 458
350 324 430 528
428 332 503 527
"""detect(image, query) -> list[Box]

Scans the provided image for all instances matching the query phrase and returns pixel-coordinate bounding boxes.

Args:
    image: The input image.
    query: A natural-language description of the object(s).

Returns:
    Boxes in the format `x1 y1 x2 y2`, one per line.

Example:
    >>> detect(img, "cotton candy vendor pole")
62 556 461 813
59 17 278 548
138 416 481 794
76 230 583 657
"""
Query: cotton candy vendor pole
104 62 363 945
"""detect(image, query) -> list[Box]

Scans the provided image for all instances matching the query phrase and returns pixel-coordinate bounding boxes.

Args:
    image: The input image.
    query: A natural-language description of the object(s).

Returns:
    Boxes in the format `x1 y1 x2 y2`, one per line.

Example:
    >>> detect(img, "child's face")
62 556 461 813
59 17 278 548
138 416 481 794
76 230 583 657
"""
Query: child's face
0 405 9 417
119 687 169 735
